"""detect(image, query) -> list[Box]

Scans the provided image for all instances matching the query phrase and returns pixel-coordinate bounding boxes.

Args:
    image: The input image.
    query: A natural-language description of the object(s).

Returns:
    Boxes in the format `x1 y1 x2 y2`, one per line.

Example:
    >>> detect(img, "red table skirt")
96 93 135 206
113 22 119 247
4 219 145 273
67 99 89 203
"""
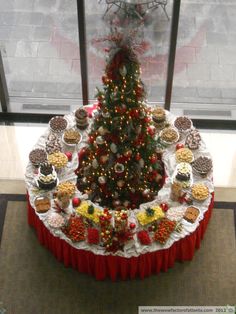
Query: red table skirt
27 194 214 281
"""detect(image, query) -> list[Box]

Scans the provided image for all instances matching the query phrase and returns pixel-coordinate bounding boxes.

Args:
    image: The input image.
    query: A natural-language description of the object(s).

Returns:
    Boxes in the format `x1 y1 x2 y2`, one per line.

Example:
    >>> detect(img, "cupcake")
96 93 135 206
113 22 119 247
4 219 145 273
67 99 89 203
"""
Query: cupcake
75 108 89 130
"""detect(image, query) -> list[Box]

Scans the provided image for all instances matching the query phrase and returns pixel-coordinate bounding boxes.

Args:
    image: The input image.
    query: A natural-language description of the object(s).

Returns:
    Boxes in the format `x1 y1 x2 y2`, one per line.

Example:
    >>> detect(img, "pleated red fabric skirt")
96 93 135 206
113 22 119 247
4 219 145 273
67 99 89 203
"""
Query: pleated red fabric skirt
27 194 214 281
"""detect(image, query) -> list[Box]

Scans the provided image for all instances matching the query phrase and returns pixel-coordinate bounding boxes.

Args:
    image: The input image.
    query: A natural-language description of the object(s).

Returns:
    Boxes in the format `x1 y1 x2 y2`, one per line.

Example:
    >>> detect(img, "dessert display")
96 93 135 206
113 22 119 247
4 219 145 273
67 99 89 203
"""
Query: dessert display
160 127 179 144
56 181 76 198
183 206 200 223
62 129 81 148
29 148 47 166
191 183 209 201
175 147 194 163
192 156 213 176
185 129 201 150
48 152 68 169
49 116 67 133
25 108 214 279
75 108 89 130
34 196 51 214
46 133 62 154
152 107 166 129
174 116 192 132
25 14 214 278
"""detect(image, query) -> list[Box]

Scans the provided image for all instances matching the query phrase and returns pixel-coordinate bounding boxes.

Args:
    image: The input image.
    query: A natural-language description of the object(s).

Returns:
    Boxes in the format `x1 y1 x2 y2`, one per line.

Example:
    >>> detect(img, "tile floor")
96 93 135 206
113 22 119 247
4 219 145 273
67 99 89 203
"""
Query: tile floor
0 125 236 189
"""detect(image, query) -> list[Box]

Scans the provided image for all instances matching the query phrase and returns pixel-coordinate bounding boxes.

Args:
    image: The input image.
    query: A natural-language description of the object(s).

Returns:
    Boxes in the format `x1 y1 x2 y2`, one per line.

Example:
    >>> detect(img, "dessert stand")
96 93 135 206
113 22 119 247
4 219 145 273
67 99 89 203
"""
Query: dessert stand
25 106 214 281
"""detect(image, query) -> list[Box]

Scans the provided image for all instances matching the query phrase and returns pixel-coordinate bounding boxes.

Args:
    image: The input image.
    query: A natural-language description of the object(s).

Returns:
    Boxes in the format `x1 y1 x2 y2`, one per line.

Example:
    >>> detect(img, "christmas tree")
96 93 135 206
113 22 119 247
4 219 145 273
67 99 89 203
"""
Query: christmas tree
77 31 164 209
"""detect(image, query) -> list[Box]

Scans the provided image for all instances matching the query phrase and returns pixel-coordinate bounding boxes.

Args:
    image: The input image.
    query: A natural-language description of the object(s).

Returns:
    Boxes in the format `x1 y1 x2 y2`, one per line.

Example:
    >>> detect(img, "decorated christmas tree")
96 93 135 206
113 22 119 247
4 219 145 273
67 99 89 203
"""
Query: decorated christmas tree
77 31 164 209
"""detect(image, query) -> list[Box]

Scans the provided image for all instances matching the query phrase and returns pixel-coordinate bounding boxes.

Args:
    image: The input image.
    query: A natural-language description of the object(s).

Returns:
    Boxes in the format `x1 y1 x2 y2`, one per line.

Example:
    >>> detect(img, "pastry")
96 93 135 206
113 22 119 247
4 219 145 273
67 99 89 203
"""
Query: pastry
175 147 194 163
48 152 68 169
191 183 209 201
34 196 51 213
57 181 76 197
63 129 81 144
184 206 200 223
160 127 179 144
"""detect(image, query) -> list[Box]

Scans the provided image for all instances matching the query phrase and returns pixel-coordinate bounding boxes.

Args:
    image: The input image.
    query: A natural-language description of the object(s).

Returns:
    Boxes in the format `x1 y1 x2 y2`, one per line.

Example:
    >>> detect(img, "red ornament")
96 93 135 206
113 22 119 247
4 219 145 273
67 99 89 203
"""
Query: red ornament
147 126 156 136
176 143 185 150
129 222 136 229
150 155 157 164
72 197 81 207
88 135 95 144
144 117 151 123
78 147 88 164
65 151 72 161
160 203 169 212
135 153 141 161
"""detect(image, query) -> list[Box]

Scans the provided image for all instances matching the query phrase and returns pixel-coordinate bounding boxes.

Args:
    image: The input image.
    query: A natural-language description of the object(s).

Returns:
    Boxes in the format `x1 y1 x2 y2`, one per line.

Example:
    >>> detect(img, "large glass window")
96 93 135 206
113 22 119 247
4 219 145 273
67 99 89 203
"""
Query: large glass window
172 0 236 120
85 0 172 105
0 0 81 113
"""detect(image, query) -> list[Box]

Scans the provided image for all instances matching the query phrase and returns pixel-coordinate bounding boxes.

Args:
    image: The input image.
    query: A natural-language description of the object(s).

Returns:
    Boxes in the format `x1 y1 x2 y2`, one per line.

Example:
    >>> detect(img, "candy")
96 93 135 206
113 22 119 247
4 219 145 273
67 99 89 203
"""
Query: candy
29 148 47 166
49 116 67 132
174 116 192 132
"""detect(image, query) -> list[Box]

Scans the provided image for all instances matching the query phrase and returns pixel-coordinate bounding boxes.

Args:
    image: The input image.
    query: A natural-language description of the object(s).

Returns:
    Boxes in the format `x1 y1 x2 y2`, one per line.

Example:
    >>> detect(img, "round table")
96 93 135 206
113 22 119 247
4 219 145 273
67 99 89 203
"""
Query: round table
26 106 214 281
